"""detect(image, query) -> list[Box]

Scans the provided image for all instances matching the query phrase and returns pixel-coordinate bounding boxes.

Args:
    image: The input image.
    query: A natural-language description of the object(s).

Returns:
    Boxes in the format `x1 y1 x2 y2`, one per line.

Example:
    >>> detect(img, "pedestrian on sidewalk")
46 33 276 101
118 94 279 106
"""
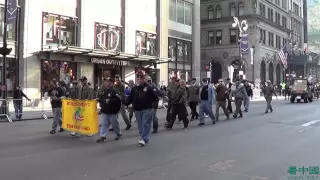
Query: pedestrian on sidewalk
198 78 216 126
230 77 247 119
215 79 229 121
13 85 31 120
165 79 189 130
263 80 277 113
114 75 132 130
187 78 199 121
46 79 65 134
226 78 233 113
165 77 176 126
243 80 253 112
125 72 158 147
97 77 122 142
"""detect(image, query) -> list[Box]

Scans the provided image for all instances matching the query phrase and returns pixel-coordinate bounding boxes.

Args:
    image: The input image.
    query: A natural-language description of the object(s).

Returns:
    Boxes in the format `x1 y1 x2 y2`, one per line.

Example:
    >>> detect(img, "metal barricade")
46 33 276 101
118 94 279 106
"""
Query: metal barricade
8 98 51 120
0 99 12 122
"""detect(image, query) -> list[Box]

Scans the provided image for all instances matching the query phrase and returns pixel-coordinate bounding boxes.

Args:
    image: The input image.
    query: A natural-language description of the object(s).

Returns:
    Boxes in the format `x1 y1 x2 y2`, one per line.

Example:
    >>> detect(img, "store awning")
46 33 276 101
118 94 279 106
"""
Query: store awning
39 46 172 63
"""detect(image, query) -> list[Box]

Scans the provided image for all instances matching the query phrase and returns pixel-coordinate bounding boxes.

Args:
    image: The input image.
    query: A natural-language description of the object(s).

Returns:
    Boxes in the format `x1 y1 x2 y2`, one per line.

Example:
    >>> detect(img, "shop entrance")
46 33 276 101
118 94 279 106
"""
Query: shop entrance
94 64 122 88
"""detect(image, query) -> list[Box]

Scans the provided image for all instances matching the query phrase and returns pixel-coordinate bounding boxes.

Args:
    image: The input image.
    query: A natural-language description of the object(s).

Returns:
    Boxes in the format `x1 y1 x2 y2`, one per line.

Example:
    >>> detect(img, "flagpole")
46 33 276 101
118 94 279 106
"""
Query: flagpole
1 0 8 99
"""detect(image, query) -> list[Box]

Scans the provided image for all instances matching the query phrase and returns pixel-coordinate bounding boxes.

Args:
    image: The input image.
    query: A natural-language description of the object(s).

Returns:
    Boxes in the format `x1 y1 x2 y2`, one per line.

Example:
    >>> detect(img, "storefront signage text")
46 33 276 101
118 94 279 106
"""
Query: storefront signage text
91 58 129 66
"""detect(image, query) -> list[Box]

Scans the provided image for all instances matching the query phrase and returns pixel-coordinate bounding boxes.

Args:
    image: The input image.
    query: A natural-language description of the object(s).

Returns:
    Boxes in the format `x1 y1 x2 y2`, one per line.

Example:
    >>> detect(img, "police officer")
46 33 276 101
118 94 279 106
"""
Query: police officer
114 75 132 130
97 77 122 142
165 79 189 130
125 72 158 147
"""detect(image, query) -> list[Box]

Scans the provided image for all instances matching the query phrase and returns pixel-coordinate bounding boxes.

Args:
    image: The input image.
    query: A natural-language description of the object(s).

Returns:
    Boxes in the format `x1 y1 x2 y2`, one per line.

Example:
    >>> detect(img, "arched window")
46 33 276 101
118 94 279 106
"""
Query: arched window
208 6 214 19
215 5 222 18
230 3 236 17
238 2 244 16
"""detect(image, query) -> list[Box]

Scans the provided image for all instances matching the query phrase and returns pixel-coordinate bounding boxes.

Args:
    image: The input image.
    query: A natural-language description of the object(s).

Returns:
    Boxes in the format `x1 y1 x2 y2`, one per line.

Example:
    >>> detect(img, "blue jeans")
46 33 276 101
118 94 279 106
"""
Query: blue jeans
100 113 121 137
14 101 22 119
199 100 215 123
135 109 152 142
243 96 250 111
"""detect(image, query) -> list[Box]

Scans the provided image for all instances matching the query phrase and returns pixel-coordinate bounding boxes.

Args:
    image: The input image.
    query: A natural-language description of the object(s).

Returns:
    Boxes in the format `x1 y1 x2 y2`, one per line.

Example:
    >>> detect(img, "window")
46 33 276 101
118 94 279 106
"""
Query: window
260 29 266 44
94 23 122 51
216 30 222 44
168 37 192 62
276 35 281 49
185 2 192 25
42 12 77 47
177 0 185 24
293 3 299 15
282 16 287 28
208 6 214 19
171 0 193 26
283 38 287 47
282 0 287 9
0 7 16 41
268 32 274 47
230 29 237 43
208 31 214 45
275 0 280 6
238 2 244 16
275 12 280 24
136 31 157 56
230 3 236 17
41 60 77 93
215 5 222 18
177 40 184 61
268 8 273 21
259 3 266 17
169 0 176 21
168 38 177 61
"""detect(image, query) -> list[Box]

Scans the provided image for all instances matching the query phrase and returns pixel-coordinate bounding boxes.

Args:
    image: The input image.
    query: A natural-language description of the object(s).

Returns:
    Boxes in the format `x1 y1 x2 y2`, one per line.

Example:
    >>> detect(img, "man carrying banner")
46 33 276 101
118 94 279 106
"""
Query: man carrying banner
97 77 122 142
46 79 65 134
70 76 94 137
125 72 159 147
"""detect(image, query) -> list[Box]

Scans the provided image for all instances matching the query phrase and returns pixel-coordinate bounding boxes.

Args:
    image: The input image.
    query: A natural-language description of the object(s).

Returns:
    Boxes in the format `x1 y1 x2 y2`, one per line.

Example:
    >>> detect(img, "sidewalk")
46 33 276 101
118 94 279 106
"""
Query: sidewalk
0 96 287 122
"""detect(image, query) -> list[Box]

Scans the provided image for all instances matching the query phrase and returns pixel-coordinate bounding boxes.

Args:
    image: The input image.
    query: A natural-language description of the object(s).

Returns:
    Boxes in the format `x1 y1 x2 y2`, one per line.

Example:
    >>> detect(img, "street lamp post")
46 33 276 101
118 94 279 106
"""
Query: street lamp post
232 17 248 78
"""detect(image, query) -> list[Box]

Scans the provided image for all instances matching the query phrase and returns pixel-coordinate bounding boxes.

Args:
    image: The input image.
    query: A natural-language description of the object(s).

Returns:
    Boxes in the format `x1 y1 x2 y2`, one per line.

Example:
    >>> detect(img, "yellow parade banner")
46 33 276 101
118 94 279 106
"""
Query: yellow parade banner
62 99 99 135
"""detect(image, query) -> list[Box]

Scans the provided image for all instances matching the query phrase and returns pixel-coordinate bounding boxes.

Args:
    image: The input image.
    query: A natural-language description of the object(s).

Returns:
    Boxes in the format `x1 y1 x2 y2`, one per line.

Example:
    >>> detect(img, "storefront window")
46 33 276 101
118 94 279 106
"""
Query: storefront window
177 40 184 61
0 7 16 41
168 38 177 61
42 12 77 47
95 23 122 51
41 60 77 93
0 58 18 97
136 31 157 56
184 41 191 62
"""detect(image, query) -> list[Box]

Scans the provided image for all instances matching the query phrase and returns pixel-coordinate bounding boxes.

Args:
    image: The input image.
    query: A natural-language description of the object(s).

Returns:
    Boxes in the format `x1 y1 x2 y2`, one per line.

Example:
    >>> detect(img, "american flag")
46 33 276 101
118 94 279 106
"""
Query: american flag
278 43 288 69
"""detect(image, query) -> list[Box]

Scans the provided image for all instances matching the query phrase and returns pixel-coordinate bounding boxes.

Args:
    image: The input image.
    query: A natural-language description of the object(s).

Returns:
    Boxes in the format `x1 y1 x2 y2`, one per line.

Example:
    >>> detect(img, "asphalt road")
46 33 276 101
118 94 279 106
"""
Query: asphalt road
0 99 319 180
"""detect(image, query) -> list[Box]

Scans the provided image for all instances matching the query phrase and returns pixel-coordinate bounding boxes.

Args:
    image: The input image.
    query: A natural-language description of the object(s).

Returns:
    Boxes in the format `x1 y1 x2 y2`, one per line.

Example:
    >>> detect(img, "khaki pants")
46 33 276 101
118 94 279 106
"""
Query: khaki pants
215 101 229 119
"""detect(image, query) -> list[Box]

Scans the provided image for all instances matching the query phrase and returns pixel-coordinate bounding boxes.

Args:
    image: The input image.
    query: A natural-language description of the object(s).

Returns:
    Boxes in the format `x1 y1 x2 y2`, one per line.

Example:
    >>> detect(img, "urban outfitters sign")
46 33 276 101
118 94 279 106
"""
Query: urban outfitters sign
91 58 129 66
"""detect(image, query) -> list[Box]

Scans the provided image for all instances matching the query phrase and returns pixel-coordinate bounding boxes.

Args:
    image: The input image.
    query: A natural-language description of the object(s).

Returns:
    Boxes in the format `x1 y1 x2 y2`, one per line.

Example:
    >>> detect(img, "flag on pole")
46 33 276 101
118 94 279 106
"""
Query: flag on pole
278 43 288 69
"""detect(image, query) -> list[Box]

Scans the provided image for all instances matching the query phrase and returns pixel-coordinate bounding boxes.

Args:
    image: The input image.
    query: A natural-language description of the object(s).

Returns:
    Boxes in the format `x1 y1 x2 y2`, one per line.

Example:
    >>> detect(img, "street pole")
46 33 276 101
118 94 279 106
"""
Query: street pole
252 51 254 82
2 0 8 99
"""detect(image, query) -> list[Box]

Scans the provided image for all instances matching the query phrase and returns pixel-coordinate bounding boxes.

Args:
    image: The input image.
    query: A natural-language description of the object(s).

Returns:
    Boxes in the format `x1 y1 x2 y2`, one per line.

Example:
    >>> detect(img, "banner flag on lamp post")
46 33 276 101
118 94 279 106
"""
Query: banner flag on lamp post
6 0 17 23
240 33 249 54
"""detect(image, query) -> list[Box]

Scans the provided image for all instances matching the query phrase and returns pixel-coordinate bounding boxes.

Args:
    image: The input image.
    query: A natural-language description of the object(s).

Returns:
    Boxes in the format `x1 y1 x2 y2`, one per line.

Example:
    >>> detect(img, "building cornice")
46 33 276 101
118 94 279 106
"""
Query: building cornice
201 14 291 33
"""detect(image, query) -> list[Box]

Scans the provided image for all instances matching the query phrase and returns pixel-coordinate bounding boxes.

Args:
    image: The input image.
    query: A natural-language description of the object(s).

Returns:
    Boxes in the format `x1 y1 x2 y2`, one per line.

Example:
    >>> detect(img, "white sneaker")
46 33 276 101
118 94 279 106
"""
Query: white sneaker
138 140 145 146
70 132 77 136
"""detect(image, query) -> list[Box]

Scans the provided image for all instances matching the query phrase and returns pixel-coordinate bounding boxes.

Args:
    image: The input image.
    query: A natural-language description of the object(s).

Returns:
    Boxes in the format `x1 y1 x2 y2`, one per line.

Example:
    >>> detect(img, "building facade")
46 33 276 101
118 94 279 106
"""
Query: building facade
200 0 305 85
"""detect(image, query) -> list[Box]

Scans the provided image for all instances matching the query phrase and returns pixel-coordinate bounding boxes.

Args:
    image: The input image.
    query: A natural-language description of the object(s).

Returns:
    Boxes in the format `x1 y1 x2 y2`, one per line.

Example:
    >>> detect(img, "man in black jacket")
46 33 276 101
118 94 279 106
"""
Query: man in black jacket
226 78 233 113
13 86 31 120
126 72 158 147
97 77 122 142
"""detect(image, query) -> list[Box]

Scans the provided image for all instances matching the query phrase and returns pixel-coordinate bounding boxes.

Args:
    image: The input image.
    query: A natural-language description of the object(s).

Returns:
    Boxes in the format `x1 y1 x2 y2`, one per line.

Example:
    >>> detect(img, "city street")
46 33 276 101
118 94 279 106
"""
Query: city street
0 99 319 180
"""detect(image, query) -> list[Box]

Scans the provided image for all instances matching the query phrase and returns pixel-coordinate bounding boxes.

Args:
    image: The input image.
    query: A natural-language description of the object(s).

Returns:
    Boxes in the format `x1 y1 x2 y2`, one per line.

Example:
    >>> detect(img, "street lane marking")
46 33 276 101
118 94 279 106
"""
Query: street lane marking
301 120 320 127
